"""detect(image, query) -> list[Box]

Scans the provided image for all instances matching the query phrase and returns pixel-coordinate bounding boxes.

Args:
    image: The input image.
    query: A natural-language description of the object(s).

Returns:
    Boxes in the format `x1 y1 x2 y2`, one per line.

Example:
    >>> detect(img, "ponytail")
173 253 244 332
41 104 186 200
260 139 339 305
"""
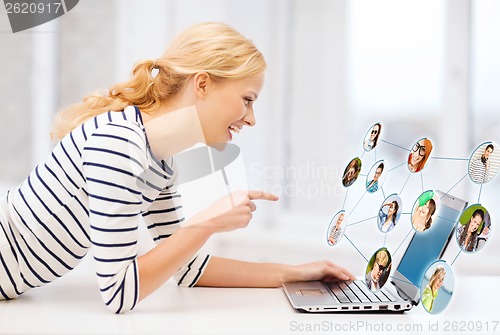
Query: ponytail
51 21 266 140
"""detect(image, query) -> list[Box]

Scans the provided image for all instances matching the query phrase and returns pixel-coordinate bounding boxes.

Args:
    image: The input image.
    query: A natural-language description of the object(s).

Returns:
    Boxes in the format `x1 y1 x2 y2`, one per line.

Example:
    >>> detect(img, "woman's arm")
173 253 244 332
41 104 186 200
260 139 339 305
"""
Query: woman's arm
137 225 213 300
138 190 278 300
195 256 355 288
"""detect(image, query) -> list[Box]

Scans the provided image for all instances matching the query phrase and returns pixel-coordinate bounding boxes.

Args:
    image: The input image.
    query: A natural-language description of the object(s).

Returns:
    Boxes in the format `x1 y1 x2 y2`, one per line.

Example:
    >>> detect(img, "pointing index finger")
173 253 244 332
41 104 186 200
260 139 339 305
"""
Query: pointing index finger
247 190 279 201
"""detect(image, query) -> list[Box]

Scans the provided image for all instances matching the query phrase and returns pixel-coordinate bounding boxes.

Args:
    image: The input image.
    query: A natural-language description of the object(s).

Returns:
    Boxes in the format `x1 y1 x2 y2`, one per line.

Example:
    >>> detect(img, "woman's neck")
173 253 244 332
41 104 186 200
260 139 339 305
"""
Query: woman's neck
142 103 205 160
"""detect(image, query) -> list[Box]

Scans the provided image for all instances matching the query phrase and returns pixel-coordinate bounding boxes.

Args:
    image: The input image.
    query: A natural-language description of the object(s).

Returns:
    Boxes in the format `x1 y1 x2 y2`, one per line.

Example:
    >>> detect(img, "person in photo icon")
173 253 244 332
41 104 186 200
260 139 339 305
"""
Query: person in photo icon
327 212 345 246
457 209 485 252
363 123 382 151
366 162 384 193
342 158 361 187
408 138 433 173
378 200 399 232
469 144 495 184
412 197 437 232
365 249 391 291
422 265 446 313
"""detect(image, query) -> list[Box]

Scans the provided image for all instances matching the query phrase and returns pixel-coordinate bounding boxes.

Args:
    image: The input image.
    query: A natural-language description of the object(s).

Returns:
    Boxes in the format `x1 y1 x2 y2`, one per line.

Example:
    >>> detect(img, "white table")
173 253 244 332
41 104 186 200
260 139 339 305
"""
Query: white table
0 261 499 335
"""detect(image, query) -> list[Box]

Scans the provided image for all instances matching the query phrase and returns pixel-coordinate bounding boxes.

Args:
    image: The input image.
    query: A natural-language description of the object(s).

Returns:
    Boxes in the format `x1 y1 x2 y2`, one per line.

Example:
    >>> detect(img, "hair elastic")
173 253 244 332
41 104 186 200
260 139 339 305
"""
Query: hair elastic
150 59 160 83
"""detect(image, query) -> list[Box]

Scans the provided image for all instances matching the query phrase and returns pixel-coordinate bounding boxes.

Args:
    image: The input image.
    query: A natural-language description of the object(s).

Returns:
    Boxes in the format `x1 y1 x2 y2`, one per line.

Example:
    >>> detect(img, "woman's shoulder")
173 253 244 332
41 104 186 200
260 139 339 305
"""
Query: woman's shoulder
71 107 146 144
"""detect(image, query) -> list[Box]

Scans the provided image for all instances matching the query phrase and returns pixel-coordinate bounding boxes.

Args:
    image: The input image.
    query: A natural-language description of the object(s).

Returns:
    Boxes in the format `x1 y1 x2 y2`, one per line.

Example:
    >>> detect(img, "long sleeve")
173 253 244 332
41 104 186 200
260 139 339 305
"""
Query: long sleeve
82 122 148 313
142 162 211 287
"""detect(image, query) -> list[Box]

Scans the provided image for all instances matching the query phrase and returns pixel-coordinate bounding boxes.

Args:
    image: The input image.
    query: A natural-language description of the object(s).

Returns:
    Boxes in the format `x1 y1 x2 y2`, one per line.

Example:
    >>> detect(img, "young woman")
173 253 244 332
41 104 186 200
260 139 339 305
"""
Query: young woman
366 162 384 193
342 158 361 187
422 265 446 312
457 209 485 252
363 123 382 151
378 201 399 233
328 212 345 246
0 22 354 313
412 198 437 232
408 138 433 173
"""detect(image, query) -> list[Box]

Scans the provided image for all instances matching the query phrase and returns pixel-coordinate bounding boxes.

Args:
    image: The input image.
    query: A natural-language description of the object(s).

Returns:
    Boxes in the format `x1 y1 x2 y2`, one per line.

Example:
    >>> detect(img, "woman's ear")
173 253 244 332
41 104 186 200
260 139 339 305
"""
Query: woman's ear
193 72 210 98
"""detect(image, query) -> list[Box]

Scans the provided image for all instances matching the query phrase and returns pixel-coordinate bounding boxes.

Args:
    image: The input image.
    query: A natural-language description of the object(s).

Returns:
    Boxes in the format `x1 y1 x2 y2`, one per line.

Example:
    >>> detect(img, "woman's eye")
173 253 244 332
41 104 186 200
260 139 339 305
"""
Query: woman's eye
244 97 253 106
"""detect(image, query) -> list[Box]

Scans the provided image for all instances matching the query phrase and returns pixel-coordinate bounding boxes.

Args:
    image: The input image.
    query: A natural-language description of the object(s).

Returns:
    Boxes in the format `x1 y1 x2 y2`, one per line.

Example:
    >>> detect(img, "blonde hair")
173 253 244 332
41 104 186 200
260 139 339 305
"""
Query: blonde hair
427 265 446 291
51 22 266 140
375 249 389 267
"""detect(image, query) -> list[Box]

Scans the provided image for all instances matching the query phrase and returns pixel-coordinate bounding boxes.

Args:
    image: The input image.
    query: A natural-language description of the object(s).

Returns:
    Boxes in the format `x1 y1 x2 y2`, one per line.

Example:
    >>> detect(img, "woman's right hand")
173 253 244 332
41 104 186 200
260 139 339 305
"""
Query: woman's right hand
183 190 278 233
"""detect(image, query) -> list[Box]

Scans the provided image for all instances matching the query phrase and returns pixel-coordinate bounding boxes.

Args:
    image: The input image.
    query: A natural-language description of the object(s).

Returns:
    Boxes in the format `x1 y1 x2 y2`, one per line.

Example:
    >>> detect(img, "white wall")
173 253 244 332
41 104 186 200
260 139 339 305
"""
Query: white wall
1 0 499 279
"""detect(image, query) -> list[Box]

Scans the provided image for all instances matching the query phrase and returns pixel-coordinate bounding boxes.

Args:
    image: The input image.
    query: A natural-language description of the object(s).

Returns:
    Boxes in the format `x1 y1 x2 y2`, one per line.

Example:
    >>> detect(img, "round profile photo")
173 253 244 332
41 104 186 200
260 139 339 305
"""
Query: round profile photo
411 190 439 232
326 210 348 246
420 260 454 314
365 160 386 194
342 157 362 187
363 122 382 152
468 141 500 184
455 204 491 253
365 247 392 292
377 194 402 233
407 138 433 173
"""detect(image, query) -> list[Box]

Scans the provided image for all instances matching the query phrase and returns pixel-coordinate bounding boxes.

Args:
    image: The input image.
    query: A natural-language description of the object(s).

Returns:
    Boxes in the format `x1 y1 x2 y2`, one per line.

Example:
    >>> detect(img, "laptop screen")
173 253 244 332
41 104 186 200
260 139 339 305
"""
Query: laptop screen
396 203 462 287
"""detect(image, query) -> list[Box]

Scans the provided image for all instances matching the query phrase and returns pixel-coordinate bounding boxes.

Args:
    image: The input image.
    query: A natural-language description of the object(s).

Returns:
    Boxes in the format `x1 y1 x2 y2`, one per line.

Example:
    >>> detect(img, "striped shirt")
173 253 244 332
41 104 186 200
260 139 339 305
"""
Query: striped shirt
469 157 490 184
0 106 210 313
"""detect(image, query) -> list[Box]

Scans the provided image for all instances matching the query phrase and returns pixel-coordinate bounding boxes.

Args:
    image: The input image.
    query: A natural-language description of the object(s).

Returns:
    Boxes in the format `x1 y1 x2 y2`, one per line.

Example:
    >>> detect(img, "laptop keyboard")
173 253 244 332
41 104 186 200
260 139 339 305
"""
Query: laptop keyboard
326 280 396 303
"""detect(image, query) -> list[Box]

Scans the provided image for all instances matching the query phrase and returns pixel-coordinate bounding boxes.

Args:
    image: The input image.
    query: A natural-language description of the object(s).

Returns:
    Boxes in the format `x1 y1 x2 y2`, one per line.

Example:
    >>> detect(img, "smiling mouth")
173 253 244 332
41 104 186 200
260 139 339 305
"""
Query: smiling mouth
228 124 241 135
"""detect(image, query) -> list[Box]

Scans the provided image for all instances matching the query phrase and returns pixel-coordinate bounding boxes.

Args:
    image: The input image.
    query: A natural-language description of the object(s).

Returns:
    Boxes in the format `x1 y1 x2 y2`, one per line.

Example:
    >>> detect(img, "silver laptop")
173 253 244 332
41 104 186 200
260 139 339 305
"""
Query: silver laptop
283 190 467 312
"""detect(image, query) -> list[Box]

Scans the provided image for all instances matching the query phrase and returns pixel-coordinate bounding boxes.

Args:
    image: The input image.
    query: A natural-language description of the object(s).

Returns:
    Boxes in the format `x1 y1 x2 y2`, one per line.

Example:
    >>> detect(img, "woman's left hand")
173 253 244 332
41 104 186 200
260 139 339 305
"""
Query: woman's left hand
286 260 356 283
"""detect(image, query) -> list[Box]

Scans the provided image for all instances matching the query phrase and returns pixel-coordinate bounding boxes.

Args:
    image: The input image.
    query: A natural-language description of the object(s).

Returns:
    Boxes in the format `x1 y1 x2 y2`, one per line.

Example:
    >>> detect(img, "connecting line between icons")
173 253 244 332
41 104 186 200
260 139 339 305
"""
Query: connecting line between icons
342 188 350 210
478 183 483 204
450 249 463 267
348 191 367 218
383 232 388 247
344 234 369 263
380 187 386 201
380 139 410 152
399 172 412 195
420 171 424 193
430 157 469 161
392 228 413 258
347 216 377 227
388 161 407 172
441 173 469 200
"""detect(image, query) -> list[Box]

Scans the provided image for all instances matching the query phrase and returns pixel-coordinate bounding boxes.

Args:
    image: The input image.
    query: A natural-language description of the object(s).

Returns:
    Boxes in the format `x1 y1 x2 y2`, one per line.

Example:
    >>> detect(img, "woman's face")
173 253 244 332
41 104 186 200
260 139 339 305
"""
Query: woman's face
196 73 265 147
373 168 382 181
336 213 344 227
468 214 482 233
347 167 356 180
433 272 445 291
411 140 426 165
419 201 430 218
484 147 493 159
370 125 380 141
388 202 397 215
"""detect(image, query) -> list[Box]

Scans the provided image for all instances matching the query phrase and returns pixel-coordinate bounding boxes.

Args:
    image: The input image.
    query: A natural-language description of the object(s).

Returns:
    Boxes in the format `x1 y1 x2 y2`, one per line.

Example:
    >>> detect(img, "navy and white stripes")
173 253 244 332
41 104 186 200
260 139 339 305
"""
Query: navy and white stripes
0 106 210 313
